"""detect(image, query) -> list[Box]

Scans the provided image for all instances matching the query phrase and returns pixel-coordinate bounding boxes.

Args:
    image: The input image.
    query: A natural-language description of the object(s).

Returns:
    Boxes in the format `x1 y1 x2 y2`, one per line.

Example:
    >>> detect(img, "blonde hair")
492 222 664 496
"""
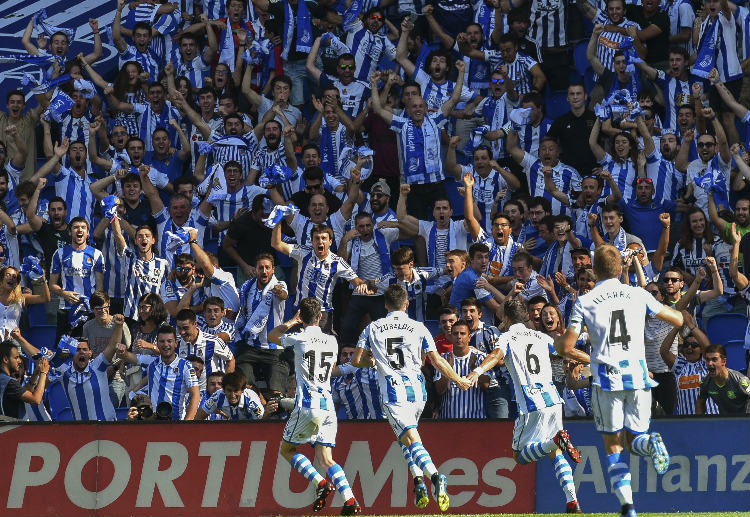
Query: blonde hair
0 266 23 306
593 244 622 281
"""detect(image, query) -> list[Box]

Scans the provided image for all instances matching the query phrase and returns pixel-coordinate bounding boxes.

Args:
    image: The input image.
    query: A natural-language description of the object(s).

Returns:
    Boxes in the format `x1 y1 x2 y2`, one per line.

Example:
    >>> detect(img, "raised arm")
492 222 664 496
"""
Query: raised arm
576 0 598 20
651 213 671 272
659 325 680 369
241 61 264 108
395 18 417 78
112 0 130 53
440 61 466 116
339 167 363 220
423 6 455 49
445 136 463 179
674 128 694 173
589 118 606 162
504 127 526 165
395 183 420 232
305 37 324 83
271 222 294 256
463 171 482 240
201 14 220 63
704 106 730 163
170 88 212 139
369 72 393 124
730 223 750 291
21 17 40 55
30 138 68 184
83 18 103 65
139 165 165 214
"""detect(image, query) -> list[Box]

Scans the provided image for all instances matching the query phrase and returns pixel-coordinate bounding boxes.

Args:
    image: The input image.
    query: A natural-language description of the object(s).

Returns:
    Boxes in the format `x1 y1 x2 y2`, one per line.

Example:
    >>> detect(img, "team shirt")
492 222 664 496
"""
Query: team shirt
461 165 509 233
170 50 212 88
687 154 731 213
290 246 358 311
200 268 240 313
153 207 209 259
290 210 348 249
178 329 234 388
418 219 470 270
413 69 478 114
516 118 553 157
60 354 116 421
345 19 397 81
654 71 694 130
520 152 581 215
357 311 433 405
51 245 105 309
138 354 199 420
667 0 695 54
132 102 182 152
477 229 521 277
281 325 338 410
391 111 448 185
235 276 287 349
52 167 95 222
530 0 569 48
331 367 384 420
481 51 540 95
200 388 265 420
645 148 686 204
373 267 439 322
320 73 371 118
101 227 129 300
476 93 514 159
673 356 719 415
569 278 664 391
593 10 642 78
434 348 487 419
121 250 170 320
197 314 237 342
119 45 160 82
209 130 259 176
497 323 562 415
696 13 743 83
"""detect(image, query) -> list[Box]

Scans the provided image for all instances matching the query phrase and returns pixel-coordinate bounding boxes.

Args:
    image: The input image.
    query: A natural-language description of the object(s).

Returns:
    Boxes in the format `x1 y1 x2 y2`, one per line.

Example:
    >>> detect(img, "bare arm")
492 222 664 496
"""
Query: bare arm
462 171 482 240
305 37 324 83
395 19 416 78
369 73 393 124
21 18 40 55
651 213 671 272
577 0 598 20
730 223 750 291
589 118 606 162
112 0 130 53
440 61 466 116
674 128 694 173
659 325 679 369
271 223 294 256
424 6 455 49
184 385 201 420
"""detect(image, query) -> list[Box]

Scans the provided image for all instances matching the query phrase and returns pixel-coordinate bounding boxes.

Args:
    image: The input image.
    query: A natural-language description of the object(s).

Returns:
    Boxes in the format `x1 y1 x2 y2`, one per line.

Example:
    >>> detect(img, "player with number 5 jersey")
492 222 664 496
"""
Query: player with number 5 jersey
464 299 591 514
352 285 469 512
555 245 684 517
268 298 361 516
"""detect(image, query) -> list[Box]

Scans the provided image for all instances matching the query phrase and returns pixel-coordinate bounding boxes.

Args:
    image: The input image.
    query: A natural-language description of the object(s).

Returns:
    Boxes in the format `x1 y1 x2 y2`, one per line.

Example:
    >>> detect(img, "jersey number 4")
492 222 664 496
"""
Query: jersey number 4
303 350 334 382
608 309 631 351
386 337 406 370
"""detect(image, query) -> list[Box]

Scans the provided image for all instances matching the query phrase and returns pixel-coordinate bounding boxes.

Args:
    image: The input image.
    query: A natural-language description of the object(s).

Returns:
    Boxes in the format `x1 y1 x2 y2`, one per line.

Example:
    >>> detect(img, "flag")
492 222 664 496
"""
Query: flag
197 141 214 155
68 296 90 329
73 78 96 99
259 164 294 187
509 107 533 126
101 195 119 222
164 228 193 251
218 27 236 72
263 204 299 228
20 256 44 282
0 52 64 67
207 169 229 203
43 89 74 123
320 32 350 56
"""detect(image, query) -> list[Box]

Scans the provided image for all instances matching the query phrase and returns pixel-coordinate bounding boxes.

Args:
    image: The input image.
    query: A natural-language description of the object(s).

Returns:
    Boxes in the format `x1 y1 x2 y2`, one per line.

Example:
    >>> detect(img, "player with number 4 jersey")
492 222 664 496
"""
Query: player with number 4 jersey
352 285 469 512
555 245 683 517
268 298 361 516
464 299 591 514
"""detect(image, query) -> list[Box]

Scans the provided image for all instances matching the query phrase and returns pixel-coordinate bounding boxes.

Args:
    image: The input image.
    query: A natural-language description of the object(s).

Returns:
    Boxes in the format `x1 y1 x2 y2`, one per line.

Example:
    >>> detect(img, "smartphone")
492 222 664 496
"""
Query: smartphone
408 12 418 27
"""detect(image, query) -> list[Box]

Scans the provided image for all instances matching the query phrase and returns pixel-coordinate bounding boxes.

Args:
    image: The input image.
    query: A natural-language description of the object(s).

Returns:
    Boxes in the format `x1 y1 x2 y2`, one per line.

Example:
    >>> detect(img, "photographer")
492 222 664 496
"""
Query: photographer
163 254 207 322
195 370 286 420
127 394 175 421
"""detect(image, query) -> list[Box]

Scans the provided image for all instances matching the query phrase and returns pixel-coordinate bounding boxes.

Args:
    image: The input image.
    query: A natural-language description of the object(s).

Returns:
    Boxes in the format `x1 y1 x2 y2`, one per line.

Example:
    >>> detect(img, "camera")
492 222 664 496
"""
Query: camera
136 405 153 419
155 401 173 420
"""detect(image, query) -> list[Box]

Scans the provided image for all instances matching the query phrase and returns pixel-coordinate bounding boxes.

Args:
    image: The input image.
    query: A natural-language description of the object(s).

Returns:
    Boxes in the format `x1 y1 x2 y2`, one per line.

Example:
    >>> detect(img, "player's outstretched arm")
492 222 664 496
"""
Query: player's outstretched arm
554 327 580 357
559 347 590 365
351 347 375 368
428 350 472 389
268 313 302 346
464 348 503 389
655 304 684 328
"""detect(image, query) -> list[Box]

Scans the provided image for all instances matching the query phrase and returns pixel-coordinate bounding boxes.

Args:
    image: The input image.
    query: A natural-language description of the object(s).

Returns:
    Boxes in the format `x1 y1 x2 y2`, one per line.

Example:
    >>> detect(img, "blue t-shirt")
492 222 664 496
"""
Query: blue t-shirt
619 198 676 253
448 267 492 308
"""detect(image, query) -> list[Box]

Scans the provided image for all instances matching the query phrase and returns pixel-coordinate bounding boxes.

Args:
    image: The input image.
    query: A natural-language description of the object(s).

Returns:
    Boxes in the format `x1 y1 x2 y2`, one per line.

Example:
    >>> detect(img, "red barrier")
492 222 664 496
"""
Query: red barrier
0 420 534 516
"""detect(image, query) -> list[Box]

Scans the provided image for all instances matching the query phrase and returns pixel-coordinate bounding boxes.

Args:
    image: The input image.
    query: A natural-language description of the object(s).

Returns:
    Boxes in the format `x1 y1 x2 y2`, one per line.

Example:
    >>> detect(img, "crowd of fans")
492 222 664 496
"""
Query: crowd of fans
0 0 749 423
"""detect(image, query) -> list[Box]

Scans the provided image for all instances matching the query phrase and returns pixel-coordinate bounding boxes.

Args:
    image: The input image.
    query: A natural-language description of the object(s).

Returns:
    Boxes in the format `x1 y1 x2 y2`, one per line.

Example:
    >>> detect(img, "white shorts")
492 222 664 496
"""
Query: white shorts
282 406 338 447
512 405 562 451
383 399 425 439
591 385 651 434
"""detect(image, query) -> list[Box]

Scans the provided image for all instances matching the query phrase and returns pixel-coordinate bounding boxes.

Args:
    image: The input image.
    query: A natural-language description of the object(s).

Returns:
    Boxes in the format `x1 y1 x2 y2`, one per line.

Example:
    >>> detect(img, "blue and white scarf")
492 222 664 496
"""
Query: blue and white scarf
21 256 44 282
101 195 119 222
43 89 75 123
260 164 295 187
22 72 71 94
34 9 75 41
350 230 392 275
264 204 299 228
0 53 63 67
69 296 90 328
693 16 718 79
164 228 193 251
281 0 313 60
403 121 427 182
242 276 280 339
427 223 454 268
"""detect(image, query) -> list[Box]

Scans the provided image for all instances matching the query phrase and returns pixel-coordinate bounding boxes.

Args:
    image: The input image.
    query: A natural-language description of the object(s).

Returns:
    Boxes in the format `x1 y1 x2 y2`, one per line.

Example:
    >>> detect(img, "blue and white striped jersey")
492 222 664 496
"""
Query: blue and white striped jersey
200 388 265 420
102 227 129 299
696 13 743 82
434 349 487 419
170 50 212 88
345 20 397 81
645 148 686 204
391 111 447 185
58 113 94 160
593 10 641 77
331 366 384 420
520 151 581 216
122 250 170 320
163 278 206 321
516 118 553 157
736 7 750 61
569 278 664 391
530 0 569 48
210 185 267 240
320 73 371 118
3 161 21 218
51 245 105 309
373 267 440 322
461 165 509 233
119 45 160 82
132 102 182 152
499 323 561 415
209 130 259 177
476 229 521 277
667 0 695 54
673 356 719 415
178 329 234 388
235 276 287 348
357 311 434 405
201 268 240 313
60 354 116 421
52 167 95 222
250 141 288 173
600 153 637 203
138 354 199 420
413 69 478 112
188 116 223 171
281 325 338 411
475 94 515 159
197 314 237 342
319 119 353 181
481 51 540 95
290 246 358 311
654 71 694 130
153 207 208 259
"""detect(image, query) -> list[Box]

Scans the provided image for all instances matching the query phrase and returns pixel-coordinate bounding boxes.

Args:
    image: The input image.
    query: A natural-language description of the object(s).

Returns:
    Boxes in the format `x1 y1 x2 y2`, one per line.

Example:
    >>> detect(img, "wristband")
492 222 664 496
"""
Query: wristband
473 365 487 375
188 239 197 244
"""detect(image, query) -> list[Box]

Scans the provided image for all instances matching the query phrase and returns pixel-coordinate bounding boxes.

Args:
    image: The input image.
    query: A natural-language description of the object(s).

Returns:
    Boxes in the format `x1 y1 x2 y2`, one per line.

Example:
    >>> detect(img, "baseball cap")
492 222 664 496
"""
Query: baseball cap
370 180 391 197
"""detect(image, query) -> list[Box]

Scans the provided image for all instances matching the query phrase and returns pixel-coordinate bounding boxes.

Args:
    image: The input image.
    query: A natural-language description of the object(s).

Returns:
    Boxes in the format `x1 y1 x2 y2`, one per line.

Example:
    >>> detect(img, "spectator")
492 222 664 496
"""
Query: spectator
0 338 48 419
175 309 235 389
697 344 750 415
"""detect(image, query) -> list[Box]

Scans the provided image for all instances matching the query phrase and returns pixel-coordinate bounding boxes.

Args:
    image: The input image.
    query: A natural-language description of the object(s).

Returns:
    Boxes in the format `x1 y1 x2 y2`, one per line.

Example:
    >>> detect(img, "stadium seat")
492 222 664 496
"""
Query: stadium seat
705 313 747 347
573 40 589 77
725 339 747 373
115 407 130 421
27 303 47 327
26 325 57 349
544 89 571 119
47 381 70 420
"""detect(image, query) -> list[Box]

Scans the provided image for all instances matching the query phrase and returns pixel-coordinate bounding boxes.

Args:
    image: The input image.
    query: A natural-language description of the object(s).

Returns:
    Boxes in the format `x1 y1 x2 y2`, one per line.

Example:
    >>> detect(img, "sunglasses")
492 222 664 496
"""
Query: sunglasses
138 304 152 310
176 266 193 273
636 177 653 185
490 77 505 84
697 142 715 148
92 305 110 312
339 64 355 70
663 277 681 283
369 14 384 21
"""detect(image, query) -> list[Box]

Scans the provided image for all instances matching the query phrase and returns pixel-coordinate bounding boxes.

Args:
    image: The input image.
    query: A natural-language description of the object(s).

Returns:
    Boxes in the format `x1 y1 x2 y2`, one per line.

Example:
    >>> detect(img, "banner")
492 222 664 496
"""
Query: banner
535 417 750 513
0 420 533 516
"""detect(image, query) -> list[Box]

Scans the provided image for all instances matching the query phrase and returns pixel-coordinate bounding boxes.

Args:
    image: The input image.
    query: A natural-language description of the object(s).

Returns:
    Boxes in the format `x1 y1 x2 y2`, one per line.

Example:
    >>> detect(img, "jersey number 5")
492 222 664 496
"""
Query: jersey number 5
609 309 631 351
303 350 334 382
386 337 406 370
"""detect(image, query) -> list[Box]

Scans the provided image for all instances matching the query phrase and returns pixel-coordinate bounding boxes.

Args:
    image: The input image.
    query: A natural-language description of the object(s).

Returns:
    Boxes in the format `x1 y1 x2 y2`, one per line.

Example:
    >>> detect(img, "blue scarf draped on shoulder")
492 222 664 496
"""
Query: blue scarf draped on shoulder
282 0 313 60
350 230 392 275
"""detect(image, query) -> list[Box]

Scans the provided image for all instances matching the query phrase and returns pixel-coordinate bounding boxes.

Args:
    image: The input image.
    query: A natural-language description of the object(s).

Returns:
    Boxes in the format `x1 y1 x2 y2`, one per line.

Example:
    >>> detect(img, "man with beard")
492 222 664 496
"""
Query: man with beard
31 138 95 222
0 90 42 178
49 217 105 337
287 157 344 214
234 252 289 397
164 254 205 320
106 82 182 153
221 195 274 283
118 324 201 420
619 177 675 253
0 338 49 419
364 180 397 225
708 194 750 244
26 184 70 274
636 47 695 130
307 48 371 119
113 1 159 81
175 309 235 390
506 130 581 217
643 128 686 206
247 120 296 185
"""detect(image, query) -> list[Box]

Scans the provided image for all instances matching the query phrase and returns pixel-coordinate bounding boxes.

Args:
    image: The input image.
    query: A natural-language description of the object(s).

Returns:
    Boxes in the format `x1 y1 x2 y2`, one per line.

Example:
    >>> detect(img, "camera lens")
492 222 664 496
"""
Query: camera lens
137 405 153 419
155 401 173 420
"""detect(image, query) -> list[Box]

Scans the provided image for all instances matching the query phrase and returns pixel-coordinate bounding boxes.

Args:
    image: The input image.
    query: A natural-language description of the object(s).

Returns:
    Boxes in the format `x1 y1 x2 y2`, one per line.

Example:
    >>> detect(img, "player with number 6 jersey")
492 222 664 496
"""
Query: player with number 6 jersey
268 298 361 516
555 245 684 517
352 285 469 512
464 299 591 514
